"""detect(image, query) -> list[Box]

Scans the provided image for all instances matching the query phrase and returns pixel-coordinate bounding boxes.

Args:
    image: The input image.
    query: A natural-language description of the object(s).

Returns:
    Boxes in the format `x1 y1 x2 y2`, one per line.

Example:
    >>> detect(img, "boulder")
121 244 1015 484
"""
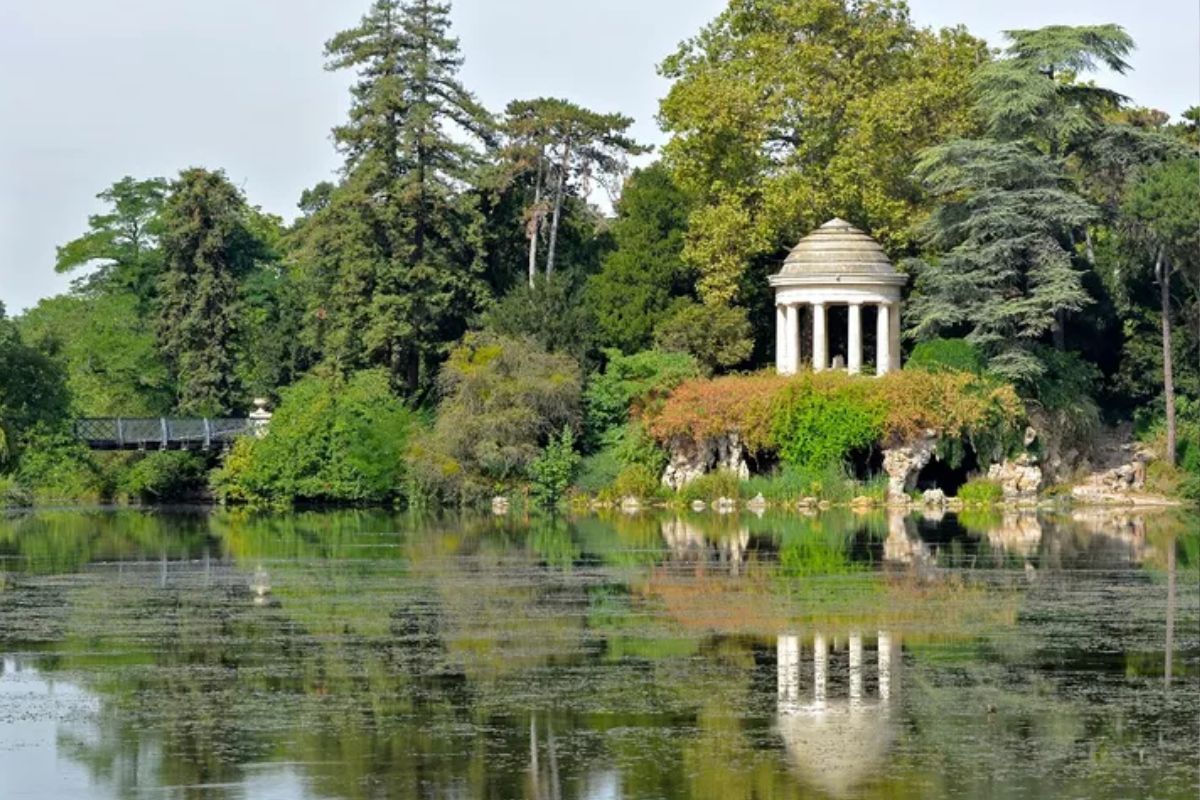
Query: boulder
491 496 510 515
987 454 1043 500
746 493 768 512
661 433 750 490
921 488 947 507
690 499 708 512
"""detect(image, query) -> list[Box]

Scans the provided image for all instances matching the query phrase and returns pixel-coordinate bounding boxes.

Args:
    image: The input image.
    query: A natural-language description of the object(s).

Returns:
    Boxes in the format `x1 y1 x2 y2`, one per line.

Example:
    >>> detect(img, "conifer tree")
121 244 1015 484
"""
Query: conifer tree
300 0 493 392
908 25 1148 382
158 168 261 415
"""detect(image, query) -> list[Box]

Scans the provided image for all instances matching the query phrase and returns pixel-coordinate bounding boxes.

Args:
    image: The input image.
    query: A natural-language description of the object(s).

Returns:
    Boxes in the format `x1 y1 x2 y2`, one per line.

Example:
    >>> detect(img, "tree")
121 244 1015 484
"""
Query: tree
906 25 1169 382
19 292 173 416
503 98 646 284
0 303 69 468
158 168 263 415
659 0 986 309
1119 158 1200 465
54 176 168 308
972 25 1134 153
483 273 596 365
297 0 494 393
587 164 695 353
906 141 1096 383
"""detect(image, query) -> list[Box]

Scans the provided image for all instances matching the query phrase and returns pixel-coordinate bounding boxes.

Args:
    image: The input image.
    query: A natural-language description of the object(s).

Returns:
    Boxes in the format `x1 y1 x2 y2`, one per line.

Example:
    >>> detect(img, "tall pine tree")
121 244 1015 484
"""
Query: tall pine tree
158 168 261 415
908 25 1146 383
298 0 493 392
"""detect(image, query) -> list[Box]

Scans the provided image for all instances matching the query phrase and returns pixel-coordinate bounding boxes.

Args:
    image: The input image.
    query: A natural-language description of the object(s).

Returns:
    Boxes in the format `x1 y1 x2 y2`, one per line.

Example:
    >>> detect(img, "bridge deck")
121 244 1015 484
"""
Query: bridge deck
74 418 255 451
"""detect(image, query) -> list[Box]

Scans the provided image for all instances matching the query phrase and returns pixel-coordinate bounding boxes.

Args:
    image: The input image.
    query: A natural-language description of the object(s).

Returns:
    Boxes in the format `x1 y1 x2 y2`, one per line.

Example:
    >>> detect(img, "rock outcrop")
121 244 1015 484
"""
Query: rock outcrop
882 431 938 502
661 433 750 490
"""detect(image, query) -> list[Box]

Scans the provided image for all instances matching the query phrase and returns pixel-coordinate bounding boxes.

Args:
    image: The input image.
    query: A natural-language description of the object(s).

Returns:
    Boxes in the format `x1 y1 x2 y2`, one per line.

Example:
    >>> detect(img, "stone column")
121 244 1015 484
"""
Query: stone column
889 301 902 372
812 303 828 372
876 303 891 376
785 303 800 374
847 304 862 374
775 304 787 373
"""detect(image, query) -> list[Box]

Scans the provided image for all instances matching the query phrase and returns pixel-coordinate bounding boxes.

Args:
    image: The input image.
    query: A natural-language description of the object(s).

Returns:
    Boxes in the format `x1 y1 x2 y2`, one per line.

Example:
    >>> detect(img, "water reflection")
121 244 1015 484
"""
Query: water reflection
776 632 900 797
0 508 1196 800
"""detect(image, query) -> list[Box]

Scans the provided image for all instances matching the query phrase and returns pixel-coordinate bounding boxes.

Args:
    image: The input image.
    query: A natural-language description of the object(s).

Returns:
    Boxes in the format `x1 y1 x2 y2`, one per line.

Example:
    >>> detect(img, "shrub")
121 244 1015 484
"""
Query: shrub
612 464 663 500
212 369 413 505
583 348 700 446
772 372 886 470
647 368 1025 475
530 427 581 507
646 372 789 453
117 452 206 503
653 300 753 373
907 337 984 374
957 477 1003 504
12 426 107 504
679 469 742 503
574 449 622 495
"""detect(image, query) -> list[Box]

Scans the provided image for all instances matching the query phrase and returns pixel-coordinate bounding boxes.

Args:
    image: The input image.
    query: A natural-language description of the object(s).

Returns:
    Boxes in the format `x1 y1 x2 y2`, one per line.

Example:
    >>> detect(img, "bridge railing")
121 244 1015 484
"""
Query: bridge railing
73 418 256 450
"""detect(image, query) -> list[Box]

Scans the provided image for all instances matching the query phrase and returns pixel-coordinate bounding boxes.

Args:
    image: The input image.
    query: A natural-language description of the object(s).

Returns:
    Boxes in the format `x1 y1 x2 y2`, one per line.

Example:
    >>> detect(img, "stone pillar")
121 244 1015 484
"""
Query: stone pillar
785 303 800 374
812 303 828 372
889 301 902 372
813 633 828 708
847 303 862 374
775 304 787 373
876 303 891 376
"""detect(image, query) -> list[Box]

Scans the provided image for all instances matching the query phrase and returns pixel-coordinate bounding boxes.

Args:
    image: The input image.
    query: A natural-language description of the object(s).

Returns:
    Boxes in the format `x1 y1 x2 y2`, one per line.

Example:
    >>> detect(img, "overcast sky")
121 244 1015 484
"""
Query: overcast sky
1 0 1196 313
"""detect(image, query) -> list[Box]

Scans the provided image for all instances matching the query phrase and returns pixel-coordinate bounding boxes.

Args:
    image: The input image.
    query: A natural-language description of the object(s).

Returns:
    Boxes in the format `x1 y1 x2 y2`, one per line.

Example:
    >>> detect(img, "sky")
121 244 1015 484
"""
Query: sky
1 0 1196 314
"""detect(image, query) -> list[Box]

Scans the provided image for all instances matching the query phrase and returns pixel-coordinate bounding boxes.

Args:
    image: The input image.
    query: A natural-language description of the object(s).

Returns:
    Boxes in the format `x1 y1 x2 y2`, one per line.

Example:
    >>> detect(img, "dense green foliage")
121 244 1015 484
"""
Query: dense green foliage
587 165 694 353
407 333 581 503
529 427 581 507
213 370 413 505
907 338 984 375
772 377 887 470
2 2 1195 507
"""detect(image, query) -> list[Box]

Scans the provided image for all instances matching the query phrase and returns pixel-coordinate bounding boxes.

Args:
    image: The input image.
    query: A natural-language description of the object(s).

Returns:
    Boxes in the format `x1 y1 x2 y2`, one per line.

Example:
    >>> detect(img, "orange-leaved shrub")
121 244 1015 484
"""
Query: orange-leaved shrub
644 372 789 452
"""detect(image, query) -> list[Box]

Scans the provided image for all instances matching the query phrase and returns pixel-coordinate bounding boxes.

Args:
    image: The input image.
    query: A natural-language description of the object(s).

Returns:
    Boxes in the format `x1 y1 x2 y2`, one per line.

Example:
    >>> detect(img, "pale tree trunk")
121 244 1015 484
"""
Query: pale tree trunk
527 149 544 288
1157 248 1177 466
546 139 571 278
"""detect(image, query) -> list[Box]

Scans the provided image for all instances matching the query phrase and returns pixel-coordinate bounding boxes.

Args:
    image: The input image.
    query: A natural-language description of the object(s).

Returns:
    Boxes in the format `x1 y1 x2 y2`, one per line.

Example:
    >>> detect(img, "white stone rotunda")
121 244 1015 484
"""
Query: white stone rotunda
770 218 907 376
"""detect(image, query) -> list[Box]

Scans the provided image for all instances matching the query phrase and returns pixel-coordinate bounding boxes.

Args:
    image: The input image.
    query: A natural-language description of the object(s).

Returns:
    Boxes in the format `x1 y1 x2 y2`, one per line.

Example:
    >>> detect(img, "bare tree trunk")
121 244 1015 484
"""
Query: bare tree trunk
546 140 570 278
527 149 544 288
1158 249 1177 466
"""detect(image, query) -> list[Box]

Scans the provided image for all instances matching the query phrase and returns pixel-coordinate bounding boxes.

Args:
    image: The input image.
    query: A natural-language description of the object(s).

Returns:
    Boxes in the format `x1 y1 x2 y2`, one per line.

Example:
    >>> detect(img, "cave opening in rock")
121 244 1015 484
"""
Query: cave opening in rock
848 445 884 481
915 446 979 496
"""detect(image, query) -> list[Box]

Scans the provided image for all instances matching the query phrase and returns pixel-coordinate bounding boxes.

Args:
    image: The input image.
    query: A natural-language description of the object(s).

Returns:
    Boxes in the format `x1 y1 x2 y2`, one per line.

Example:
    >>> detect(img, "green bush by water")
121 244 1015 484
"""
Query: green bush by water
957 477 1004 504
213 369 413 505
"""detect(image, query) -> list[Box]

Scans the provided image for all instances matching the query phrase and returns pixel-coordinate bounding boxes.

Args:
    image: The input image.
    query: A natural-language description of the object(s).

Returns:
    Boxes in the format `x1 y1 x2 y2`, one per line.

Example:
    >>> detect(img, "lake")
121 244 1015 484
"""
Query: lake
0 507 1196 799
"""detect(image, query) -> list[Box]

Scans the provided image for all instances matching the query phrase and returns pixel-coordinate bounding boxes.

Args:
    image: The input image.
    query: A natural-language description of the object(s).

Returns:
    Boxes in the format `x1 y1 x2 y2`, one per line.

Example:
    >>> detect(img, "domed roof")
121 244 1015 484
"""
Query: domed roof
779 218 895 277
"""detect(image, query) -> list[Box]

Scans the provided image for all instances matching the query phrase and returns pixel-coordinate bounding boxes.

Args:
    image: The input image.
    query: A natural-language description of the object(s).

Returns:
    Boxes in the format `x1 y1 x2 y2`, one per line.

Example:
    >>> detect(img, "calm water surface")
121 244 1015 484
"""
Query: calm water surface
0 507 1196 799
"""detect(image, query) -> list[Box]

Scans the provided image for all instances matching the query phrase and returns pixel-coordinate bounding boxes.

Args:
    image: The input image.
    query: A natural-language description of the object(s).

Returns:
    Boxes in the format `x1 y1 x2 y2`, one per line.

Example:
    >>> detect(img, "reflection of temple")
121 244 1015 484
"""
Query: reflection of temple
776 632 900 797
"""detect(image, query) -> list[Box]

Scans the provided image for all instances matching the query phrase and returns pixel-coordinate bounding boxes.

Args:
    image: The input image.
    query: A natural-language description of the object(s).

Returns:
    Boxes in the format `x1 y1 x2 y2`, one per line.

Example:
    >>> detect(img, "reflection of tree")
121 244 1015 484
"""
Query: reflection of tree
1 507 1195 799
